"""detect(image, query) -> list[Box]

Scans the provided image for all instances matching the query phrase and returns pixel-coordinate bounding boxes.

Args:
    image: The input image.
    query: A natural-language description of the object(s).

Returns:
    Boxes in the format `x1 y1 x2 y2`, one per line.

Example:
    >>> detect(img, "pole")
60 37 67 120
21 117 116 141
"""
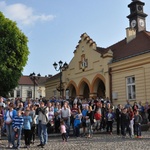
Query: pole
53 61 68 97
60 70 62 97
34 77 35 100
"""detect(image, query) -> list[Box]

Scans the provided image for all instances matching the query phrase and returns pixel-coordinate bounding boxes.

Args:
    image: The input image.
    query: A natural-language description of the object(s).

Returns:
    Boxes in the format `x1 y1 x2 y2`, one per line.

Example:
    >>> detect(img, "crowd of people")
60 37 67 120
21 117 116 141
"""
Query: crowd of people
0 95 150 149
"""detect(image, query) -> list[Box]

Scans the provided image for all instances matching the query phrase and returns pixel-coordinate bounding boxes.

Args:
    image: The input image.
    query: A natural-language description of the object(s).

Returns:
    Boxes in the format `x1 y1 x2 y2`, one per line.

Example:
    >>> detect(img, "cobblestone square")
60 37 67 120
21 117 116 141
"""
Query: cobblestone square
0 131 150 150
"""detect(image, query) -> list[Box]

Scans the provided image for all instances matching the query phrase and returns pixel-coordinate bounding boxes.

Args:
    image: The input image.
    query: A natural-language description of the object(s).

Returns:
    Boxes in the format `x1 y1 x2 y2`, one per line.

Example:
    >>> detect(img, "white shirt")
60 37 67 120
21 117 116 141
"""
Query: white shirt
61 108 70 118
48 110 54 121
6 111 13 123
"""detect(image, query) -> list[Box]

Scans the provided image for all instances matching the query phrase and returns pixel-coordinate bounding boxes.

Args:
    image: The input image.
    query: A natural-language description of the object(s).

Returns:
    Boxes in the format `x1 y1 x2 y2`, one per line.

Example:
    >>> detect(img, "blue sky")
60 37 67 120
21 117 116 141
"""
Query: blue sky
0 0 150 76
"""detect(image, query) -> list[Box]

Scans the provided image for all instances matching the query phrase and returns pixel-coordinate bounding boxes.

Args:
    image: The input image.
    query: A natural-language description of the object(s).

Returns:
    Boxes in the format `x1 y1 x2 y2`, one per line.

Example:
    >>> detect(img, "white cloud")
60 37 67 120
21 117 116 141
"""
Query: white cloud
0 1 55 26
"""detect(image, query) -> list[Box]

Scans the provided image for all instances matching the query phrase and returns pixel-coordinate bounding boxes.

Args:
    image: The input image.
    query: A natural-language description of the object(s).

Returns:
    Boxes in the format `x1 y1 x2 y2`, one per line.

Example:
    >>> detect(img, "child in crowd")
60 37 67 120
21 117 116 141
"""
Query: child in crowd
23 110 32 148
60 120 67 142
134 110 143 138
106 108 115 134
12 109 24 149
94 108 102 131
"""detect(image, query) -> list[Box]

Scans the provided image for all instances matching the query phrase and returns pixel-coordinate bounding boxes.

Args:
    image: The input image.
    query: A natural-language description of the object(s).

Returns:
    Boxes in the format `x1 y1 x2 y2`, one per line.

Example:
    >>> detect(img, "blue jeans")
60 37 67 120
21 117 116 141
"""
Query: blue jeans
12 128 22 148
6 124 13 144
64 117 70 137
38 123 48 145
121 123 131 136
135 123 141 136
74 125 80 137
86 122 93 135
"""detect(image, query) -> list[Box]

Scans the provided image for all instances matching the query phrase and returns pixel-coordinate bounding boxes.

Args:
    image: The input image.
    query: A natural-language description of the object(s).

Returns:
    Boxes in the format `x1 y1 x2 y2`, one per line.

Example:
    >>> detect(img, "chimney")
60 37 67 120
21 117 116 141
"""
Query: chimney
126 27 136 43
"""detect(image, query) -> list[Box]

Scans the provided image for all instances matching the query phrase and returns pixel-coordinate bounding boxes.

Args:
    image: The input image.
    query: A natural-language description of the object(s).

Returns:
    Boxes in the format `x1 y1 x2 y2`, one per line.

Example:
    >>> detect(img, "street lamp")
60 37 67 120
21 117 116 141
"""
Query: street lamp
53 61 68 97
29 72 41 100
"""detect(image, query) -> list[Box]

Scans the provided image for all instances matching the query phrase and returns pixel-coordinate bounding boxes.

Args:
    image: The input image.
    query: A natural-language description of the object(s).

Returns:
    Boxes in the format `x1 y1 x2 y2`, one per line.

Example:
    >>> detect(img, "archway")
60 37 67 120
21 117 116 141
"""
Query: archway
92 75 106 98
83 83 90 99
79 81 90 99
66 81 77 99
97 80 105 98
69 84 76 99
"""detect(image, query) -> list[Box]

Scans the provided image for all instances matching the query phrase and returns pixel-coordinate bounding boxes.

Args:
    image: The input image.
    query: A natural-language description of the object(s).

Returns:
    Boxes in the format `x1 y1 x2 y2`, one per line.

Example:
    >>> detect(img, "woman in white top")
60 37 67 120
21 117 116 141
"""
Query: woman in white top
4 103 17 148
61 101 71 138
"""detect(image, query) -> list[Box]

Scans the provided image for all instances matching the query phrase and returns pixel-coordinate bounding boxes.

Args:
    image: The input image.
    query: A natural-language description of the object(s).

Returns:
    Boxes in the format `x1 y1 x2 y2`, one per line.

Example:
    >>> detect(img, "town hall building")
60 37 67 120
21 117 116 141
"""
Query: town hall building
46 0 150 105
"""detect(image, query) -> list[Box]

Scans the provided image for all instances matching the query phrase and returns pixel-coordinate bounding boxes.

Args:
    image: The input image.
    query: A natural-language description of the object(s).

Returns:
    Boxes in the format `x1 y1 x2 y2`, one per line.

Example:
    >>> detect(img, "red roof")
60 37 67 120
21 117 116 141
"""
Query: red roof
18 76 49 85
96 31 150 62
107 31 150 62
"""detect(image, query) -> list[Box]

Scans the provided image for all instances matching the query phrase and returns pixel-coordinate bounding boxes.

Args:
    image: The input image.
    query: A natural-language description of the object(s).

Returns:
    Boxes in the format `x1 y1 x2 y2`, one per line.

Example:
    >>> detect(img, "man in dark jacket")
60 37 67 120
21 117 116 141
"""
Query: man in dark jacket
115 104 122 135
121 108 131 138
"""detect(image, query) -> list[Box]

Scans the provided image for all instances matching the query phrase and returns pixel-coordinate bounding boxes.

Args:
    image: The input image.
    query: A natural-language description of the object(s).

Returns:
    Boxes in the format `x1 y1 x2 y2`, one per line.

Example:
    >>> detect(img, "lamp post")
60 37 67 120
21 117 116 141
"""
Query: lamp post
29 72 41 100
53 61 68 97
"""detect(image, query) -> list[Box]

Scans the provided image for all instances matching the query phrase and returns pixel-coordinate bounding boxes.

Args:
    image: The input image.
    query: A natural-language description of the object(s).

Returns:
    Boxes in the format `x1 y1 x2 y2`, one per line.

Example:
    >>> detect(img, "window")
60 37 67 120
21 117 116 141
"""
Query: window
16 90 21 97
126 76 136 100
27 90 32 98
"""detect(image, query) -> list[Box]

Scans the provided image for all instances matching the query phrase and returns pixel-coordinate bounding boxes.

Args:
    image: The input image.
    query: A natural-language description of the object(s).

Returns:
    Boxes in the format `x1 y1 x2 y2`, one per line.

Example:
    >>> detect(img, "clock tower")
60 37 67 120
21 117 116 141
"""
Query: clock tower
127 0 147 33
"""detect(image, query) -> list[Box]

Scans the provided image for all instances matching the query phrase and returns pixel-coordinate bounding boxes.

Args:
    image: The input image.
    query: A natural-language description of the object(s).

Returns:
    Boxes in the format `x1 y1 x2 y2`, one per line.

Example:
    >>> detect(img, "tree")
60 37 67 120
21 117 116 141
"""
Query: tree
0 12 29 96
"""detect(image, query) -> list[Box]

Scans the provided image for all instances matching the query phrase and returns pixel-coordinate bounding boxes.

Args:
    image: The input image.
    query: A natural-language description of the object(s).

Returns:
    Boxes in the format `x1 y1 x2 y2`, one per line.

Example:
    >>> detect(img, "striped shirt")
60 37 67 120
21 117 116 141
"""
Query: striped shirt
12 115 24 129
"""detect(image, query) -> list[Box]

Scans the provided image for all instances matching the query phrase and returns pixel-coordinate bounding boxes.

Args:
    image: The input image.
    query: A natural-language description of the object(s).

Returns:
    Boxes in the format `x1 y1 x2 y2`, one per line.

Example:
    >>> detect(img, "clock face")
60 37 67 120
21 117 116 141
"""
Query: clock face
139 19 144 27
131 20 136 28
137 5 142 11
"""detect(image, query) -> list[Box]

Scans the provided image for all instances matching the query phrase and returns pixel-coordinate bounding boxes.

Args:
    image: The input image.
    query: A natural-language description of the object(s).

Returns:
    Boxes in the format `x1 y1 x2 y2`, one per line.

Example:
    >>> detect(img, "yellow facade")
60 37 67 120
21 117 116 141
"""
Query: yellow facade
45 32 150 106
46 33 113 100
45 74 60 99
110 53 150 105
62 33 113 99
45 0 150 106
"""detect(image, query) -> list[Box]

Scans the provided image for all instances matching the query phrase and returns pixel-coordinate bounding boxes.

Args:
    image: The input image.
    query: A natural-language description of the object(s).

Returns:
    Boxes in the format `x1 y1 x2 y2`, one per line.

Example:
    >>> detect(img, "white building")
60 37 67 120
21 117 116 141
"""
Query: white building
11 75 49 101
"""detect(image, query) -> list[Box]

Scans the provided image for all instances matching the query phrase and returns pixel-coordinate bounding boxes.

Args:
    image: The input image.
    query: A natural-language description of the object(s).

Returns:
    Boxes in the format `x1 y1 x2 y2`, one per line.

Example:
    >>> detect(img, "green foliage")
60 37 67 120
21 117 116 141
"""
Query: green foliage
0 12 29 96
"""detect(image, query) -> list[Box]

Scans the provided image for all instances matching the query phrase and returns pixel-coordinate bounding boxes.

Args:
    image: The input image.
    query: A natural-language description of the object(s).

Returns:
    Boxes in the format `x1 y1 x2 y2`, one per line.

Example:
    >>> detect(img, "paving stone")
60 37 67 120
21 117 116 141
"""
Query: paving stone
0 131 150 150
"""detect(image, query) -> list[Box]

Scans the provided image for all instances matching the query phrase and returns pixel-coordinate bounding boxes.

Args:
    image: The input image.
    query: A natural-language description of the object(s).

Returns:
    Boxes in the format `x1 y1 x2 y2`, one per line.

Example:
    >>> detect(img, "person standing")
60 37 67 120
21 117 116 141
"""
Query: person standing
128 107 134 138
115 104 122 135
61 101 71 138
94 108 102 132
134 110 143 138
0 104 4 140
12 109 24 149
74 109 82 137
23 110 32 148
60 120 67 142
71 104 78 135
29 105 37 144
81 105 88 136
121 108 131 138
37 101 48 148
4 103 17 148
100 102 106 131
54 104 61 133
106 108 115 134
86 106 94 138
